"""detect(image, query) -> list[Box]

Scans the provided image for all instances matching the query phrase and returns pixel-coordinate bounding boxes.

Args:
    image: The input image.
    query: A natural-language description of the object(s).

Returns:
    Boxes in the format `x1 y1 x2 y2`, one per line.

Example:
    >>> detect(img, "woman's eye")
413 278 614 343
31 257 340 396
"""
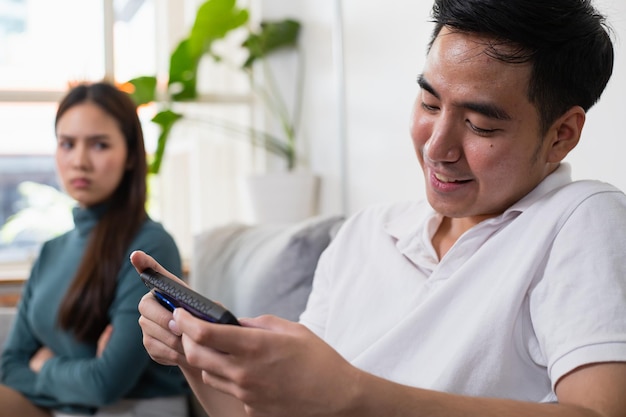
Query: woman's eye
58 140 73 149
93 142 109 150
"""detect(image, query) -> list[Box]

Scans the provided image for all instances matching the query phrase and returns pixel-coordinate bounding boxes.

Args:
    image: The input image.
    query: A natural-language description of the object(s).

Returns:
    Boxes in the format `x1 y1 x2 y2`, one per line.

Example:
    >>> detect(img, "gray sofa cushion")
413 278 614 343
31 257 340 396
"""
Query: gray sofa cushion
0 307 16 349
0 307 17 377
190 215 343 321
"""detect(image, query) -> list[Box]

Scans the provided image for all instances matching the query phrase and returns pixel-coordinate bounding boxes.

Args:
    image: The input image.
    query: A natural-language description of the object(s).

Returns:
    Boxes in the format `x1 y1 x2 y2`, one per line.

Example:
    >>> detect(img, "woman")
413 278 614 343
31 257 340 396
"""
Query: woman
0 82 189 416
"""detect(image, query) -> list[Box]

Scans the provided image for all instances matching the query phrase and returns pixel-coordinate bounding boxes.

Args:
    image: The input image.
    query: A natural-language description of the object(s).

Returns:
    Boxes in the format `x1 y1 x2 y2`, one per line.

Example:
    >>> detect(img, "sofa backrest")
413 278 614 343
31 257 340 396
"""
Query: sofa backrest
189 215 344 321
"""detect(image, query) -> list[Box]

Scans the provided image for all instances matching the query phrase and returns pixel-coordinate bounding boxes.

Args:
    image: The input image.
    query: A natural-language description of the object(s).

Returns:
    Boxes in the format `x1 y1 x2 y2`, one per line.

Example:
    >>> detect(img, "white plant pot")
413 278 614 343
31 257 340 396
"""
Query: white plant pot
244 172 320 223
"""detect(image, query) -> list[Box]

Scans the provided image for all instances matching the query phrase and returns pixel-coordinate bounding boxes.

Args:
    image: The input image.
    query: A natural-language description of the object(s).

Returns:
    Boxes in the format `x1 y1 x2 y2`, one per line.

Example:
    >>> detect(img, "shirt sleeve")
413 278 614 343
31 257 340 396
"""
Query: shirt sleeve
530 190 626 389
0 256 46 401
298 240 334 337
30 225 182 408
299 209 361 337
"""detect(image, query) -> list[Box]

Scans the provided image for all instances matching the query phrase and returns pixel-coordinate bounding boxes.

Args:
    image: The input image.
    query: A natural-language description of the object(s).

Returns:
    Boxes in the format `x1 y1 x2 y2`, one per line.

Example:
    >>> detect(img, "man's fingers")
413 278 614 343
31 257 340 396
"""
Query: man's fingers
138 292 174 329
129 250 158 272
130 250 187 285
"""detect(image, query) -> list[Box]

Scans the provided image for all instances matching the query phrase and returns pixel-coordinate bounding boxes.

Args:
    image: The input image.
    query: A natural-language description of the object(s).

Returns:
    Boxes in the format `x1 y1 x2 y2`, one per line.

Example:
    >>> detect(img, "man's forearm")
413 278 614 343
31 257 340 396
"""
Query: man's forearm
180 365 247 417
350 372 607 417
175 346 625 417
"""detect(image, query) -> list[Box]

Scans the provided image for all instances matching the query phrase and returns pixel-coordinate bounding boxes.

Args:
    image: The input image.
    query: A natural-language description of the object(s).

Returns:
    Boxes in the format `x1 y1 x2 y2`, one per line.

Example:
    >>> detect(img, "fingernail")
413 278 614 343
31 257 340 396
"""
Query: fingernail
168 319 182 336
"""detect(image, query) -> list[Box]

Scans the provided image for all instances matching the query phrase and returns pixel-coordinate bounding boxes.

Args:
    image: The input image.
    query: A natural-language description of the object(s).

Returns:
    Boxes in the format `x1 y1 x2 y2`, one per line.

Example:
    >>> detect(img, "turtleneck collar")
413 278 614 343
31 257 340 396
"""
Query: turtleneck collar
72 203 109 237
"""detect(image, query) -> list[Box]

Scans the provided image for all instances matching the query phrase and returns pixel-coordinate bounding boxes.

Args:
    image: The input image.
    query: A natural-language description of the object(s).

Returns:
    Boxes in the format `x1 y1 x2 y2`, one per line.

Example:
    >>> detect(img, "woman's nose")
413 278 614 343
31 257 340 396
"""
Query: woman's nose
71 144 90 168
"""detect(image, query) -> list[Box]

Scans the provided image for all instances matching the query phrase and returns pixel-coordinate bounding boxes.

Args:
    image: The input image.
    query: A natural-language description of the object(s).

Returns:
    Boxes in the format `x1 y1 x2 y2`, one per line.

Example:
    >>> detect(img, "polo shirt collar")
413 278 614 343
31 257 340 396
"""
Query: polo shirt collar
384 163 574 260
504 163 573 214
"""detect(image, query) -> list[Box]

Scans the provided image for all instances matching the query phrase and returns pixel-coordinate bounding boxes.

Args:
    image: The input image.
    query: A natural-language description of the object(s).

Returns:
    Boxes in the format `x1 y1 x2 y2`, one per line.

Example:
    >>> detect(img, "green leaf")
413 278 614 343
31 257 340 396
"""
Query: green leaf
168 39 199 101
188 0 249 58
125 76 157 106
242 19 301 68
150 110 184 174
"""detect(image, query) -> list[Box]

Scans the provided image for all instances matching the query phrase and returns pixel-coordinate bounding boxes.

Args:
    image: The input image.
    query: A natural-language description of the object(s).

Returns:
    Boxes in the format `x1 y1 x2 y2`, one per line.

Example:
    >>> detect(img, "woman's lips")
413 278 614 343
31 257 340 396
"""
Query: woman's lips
70 178 90 189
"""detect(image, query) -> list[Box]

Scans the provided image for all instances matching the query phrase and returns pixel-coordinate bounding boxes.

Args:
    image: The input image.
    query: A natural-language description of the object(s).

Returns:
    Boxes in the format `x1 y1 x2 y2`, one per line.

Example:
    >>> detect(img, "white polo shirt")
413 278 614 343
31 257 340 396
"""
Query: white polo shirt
300 164 626 402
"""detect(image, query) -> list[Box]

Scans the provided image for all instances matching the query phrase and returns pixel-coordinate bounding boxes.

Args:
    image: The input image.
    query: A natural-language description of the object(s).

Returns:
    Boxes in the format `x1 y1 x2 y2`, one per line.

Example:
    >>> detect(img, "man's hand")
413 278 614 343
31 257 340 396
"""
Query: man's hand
131 249 363 417
173 309 363 417
131 250 190 368
137 292 189 367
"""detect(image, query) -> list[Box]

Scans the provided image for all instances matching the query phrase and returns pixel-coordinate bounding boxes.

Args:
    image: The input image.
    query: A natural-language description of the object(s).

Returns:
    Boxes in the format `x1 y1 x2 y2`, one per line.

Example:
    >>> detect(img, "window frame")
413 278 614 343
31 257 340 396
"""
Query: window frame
0 0 259 279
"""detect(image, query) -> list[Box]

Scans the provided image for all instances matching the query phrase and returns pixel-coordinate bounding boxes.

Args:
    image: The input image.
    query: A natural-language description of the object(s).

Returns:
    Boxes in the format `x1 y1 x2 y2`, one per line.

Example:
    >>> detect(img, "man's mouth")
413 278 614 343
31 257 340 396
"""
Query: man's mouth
433 172 470 184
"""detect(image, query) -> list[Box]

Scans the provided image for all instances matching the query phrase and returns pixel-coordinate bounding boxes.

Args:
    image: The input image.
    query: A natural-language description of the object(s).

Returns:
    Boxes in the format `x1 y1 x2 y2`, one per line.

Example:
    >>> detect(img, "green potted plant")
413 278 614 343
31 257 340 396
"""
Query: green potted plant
123 0 302 175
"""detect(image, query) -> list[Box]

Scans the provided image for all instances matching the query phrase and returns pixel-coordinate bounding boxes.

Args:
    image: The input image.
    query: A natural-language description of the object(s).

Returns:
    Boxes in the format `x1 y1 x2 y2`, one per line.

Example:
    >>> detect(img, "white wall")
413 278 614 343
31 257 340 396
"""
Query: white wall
568 0 626 188
261 0 626 217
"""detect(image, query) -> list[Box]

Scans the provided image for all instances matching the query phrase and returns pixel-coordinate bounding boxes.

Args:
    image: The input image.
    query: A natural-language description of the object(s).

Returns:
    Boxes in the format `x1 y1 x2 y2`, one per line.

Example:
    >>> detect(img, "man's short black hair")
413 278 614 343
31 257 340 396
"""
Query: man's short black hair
429 0 614 133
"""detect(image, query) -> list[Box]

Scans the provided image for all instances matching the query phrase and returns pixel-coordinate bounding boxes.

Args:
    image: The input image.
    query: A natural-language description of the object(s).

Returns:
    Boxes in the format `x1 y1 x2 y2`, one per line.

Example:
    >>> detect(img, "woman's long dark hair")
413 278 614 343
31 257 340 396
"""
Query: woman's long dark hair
56 81 148 344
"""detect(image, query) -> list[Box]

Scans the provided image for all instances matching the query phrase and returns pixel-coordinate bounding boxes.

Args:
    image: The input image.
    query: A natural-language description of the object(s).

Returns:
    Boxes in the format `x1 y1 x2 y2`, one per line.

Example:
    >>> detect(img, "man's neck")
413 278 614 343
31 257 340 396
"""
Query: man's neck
431 216 488 259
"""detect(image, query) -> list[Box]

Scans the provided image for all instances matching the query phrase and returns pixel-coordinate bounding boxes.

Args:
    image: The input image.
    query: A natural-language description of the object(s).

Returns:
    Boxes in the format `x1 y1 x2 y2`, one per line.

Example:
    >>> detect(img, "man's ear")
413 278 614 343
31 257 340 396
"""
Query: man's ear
546 106 586 163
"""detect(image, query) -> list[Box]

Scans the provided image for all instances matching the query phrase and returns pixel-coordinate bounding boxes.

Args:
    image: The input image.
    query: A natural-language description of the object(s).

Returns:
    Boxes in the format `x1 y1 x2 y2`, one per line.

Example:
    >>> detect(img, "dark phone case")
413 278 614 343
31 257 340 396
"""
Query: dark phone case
139 268 240 325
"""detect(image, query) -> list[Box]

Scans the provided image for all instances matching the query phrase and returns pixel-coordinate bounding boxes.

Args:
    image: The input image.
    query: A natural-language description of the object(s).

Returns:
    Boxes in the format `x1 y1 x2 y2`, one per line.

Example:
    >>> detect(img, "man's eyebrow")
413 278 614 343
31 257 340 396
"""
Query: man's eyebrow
417 73 512 121
417 74 439 99
458 100 512 121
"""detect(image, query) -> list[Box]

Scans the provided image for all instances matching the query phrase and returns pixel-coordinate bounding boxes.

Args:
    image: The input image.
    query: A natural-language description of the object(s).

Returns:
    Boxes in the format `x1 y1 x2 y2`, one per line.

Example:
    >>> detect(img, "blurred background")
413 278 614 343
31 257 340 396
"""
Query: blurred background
0 0 624 278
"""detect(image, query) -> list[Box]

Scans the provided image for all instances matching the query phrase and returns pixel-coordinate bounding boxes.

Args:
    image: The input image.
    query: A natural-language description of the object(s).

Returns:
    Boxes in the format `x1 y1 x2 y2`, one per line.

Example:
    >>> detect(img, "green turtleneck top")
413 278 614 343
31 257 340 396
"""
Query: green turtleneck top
0 205 189 415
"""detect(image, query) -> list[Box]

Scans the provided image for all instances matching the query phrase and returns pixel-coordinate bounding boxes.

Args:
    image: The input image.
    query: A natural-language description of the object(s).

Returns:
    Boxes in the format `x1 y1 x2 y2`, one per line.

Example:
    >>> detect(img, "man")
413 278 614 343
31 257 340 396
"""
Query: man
132 0 626 416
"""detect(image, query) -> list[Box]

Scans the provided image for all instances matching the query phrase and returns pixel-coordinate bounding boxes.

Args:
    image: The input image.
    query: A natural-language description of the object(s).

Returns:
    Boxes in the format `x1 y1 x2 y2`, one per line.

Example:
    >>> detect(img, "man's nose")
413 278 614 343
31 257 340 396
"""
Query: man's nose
423 117 462 164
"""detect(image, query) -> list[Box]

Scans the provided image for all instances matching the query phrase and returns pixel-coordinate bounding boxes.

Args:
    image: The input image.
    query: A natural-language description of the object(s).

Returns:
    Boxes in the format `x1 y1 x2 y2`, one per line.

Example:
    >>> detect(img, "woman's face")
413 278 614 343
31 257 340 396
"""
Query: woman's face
55 102 129 207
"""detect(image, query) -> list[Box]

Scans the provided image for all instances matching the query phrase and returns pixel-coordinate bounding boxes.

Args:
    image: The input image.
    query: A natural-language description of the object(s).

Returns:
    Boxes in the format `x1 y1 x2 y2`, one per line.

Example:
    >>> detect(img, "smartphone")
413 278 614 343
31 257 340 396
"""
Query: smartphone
139 267 240 326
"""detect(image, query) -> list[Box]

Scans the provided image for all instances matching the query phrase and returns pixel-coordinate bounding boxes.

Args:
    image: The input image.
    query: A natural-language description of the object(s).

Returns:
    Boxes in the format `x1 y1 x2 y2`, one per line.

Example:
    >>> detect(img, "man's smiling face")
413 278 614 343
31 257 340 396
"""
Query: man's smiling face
411 27 563 227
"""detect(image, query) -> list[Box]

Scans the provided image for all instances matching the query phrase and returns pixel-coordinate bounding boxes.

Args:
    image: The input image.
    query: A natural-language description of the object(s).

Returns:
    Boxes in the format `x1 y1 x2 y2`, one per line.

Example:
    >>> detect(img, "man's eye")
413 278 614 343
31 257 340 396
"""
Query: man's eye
467 120 497 136
421 102 439 112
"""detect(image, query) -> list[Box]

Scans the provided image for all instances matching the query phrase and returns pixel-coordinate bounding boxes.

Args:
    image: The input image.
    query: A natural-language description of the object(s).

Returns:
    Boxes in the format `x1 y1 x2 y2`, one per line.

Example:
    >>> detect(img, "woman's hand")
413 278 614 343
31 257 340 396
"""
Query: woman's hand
29 346 55 373
97 324 113 358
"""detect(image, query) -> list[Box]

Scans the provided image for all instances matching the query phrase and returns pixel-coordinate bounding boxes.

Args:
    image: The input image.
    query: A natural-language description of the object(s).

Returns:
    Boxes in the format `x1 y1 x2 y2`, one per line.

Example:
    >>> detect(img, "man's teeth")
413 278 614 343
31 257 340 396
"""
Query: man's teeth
434 173 461 183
